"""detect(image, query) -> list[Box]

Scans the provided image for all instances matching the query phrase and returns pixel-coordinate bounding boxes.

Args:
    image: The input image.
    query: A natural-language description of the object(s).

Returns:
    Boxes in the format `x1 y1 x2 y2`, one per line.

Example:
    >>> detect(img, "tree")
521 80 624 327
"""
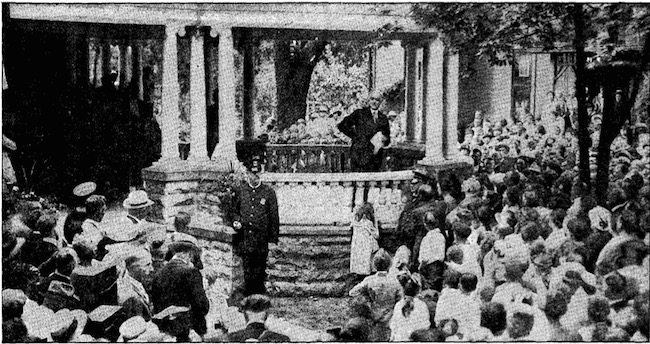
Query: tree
261 38 370 130
412 3 649 203
274 39 328 130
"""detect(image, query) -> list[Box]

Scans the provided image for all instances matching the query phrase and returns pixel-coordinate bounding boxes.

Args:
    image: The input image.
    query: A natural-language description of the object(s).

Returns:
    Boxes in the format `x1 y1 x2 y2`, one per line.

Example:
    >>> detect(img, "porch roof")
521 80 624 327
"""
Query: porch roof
9 3 437 39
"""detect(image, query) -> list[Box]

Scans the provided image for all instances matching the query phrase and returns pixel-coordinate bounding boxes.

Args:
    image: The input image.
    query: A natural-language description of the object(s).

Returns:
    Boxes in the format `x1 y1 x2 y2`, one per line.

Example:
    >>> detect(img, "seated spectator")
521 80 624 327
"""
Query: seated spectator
417 212 447 269
152 241 209 341
103 225 155 292
434 272 481 337
338 317 370 342
63 181 96 244
37 248 80 311
597 209 644 268
2 289 29 343
227 294 290 342
7 200 43 238
389 275 430 341
470 301 508 341
506 311 535 341
22 213 61 268
578 296 614 341
2 229 39 293
72 195 108 254
70 240 119 312
349 249 403 342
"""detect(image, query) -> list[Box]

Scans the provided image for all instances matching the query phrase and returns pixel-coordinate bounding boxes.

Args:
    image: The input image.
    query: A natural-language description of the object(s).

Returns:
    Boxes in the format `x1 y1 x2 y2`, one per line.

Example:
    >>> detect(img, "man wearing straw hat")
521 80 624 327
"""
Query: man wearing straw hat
122 190 155 225
63 181 96 244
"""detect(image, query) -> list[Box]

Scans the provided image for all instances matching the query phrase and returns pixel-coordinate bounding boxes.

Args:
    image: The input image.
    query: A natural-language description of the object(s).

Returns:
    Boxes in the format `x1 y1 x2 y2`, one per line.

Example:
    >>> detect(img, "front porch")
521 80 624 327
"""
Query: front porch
8 3 471 299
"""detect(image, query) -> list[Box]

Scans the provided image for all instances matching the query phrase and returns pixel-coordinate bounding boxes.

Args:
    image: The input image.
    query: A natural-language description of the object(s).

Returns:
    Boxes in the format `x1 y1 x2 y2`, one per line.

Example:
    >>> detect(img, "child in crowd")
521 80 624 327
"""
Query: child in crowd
349 249 403 342
350 203 380 278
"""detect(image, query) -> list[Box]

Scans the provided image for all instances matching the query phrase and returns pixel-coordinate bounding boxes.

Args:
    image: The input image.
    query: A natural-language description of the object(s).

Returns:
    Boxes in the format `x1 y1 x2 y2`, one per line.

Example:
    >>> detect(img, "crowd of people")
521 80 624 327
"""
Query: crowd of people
3 88 650 342
2 183 219 342
341 96 650 341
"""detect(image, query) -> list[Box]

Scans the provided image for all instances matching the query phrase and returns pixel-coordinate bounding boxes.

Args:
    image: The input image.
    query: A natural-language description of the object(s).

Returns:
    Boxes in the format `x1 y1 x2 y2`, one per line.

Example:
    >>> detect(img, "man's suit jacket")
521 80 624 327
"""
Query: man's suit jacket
228 322 290 342
337 107 390 172
151 258 209 335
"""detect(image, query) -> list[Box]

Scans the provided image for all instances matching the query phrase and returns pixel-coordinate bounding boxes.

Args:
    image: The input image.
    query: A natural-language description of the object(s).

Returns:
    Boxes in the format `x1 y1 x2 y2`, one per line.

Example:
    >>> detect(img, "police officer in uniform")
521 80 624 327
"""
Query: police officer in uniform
230 156 280 296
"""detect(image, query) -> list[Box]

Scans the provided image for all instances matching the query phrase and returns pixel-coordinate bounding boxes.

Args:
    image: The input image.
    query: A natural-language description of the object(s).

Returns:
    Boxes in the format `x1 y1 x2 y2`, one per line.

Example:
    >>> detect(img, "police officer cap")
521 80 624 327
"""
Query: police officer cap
240 294 272 313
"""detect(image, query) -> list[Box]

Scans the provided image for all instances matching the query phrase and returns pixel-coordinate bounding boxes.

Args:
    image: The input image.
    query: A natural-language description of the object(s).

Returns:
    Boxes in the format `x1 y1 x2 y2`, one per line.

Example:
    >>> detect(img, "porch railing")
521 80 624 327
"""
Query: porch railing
263 143 425 173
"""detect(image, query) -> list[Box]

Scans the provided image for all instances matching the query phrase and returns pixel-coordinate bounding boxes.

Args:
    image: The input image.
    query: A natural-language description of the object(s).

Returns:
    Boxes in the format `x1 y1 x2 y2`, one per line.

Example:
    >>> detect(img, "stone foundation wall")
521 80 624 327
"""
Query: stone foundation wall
266 226 351 297
142 162 470 298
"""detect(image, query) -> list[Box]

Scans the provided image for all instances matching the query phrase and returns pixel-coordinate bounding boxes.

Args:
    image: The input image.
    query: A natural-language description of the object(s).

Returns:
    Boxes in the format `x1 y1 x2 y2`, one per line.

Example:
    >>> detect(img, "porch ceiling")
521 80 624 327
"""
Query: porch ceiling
9 3 436 39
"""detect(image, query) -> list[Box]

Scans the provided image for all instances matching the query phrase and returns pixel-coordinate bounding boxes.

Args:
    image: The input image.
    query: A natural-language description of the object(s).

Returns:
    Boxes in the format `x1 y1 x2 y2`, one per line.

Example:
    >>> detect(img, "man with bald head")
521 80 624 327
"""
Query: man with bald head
337 91 391 172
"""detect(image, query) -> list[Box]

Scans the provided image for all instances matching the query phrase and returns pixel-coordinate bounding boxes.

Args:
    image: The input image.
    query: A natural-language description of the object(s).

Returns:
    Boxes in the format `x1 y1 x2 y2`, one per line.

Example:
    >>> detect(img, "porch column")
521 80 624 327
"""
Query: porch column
210 26 242 171
155 24 183 165
242 37 258 139
419 38 445 164
188 28 209 161
444 53 460 159
404 43 417 142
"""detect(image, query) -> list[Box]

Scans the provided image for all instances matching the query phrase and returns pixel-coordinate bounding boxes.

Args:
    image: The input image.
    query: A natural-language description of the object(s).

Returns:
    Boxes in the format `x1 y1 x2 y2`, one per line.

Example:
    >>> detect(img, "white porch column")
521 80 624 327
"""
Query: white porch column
156 24 184 165
188 28 209 162
210 26 242 171
419 38 445 165
444 53 460 159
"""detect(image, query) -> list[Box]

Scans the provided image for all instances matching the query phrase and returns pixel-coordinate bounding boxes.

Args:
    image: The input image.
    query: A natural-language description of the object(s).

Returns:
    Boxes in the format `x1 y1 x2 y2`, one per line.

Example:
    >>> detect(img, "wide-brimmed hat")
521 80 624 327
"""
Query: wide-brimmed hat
119 316 147 341
123 190 154 210
72 182 96 198
49 308 87 342
105 225 141 243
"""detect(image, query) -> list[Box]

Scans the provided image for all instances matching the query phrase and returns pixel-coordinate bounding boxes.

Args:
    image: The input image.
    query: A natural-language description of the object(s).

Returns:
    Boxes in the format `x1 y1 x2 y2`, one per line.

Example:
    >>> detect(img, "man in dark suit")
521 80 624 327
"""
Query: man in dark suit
151 241 209 341
227 294 290 342
229 157 280 296
337 91 391 172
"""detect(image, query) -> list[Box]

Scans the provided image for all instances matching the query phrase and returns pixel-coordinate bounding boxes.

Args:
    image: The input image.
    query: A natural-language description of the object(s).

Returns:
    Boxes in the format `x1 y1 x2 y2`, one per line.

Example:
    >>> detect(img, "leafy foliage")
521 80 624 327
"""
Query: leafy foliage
307 42 370 115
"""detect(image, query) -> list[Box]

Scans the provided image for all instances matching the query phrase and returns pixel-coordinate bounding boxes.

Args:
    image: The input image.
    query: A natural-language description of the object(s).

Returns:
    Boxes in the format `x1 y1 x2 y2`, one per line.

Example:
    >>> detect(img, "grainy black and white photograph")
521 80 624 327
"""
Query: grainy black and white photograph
2 2 650 342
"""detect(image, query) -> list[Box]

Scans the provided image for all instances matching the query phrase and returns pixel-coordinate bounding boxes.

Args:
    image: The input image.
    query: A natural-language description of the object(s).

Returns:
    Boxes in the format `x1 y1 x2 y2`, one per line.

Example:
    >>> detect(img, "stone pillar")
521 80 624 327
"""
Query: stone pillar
419 39 445 165
444 53 460 159
188 28 209 162
155 24 183 165
210 26 242 171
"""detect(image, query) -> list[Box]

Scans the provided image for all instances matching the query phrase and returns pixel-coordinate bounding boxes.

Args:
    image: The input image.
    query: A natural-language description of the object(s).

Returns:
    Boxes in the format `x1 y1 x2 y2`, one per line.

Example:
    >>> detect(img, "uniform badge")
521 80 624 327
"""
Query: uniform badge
260 198 266 205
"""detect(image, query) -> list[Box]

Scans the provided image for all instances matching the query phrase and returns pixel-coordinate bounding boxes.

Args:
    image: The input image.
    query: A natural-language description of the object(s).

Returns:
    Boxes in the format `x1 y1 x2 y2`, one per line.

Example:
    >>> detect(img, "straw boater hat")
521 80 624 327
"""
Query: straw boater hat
123 190 154 210
72 181 97 198
119 316 147 341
